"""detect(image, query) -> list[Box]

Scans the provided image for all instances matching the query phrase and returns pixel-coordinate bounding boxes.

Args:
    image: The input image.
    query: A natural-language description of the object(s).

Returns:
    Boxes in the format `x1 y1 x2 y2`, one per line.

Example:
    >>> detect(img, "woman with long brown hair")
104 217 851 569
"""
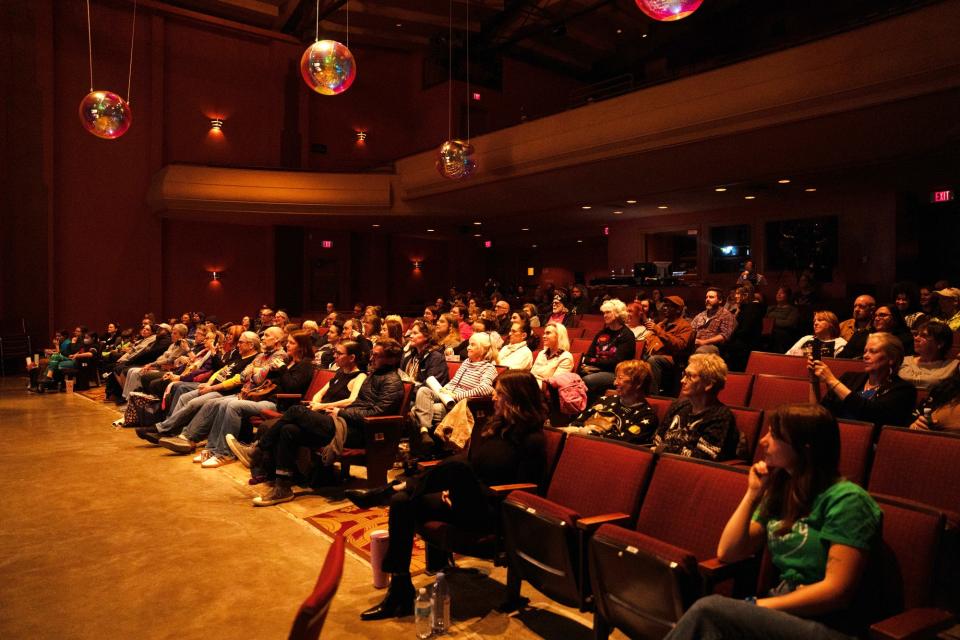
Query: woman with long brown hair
665 404 882 639
350 370 547 621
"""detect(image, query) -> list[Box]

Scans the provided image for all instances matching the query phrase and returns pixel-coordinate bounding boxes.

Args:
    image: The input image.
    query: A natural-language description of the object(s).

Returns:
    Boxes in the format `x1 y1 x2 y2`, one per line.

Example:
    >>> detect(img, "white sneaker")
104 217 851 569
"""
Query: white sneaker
201 455 235 469
112 418 125 427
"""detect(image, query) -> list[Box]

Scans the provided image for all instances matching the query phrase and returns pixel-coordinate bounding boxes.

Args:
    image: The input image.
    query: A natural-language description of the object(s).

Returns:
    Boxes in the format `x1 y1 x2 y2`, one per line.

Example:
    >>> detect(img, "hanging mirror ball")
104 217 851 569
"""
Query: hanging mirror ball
436 140 476 181
78 90 132 139
634 0 704 21
300 39 356 95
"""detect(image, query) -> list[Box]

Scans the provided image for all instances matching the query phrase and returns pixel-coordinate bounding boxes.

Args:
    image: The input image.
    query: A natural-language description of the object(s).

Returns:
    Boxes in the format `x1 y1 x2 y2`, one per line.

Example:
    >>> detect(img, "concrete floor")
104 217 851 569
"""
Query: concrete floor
0 377 621 639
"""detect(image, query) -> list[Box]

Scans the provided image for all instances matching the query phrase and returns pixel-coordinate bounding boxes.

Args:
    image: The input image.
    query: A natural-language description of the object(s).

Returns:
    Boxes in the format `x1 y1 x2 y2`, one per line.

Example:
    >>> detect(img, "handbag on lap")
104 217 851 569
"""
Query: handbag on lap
123 392 162 428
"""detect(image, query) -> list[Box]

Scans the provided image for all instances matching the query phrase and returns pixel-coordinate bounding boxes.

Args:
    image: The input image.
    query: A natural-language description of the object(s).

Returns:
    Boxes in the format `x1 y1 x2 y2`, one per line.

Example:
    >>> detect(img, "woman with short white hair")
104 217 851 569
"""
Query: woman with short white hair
579 298 636 397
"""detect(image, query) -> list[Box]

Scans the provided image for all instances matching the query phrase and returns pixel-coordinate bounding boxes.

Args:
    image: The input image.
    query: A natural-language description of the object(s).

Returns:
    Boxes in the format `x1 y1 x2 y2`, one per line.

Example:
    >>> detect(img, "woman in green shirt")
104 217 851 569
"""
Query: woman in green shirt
665 404 882 640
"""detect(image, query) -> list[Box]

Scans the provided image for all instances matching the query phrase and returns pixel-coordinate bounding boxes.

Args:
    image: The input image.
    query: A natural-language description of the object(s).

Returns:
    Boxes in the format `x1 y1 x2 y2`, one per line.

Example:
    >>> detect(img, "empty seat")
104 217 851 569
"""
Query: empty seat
288 534 346 640
869 427 960 524
729 406 764 462
717 372 753 407
748 375 810 410
502 436 655 609
589 456 749 639
571 337 594 355
836 419 875 486
746 351 807 377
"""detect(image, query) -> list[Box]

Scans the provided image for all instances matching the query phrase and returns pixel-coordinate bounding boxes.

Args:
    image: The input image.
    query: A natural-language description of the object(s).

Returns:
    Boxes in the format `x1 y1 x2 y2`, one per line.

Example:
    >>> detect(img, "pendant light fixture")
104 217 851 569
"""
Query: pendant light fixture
78 0 137 139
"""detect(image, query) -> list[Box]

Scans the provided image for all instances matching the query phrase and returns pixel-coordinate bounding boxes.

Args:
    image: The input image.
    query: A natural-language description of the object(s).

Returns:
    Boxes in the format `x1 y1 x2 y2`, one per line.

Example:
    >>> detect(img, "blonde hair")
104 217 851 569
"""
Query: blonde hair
545 322 570 352
469 331 499 363
868 332 905 370
385 314 403 325
813 310 840 338
615 359 652 396
601 299 629 324
688 353 728 393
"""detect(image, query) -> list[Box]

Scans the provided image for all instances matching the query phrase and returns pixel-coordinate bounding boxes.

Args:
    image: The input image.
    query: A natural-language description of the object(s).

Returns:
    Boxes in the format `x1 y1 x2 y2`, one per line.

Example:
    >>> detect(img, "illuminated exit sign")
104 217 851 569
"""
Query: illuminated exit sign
931 190 954 203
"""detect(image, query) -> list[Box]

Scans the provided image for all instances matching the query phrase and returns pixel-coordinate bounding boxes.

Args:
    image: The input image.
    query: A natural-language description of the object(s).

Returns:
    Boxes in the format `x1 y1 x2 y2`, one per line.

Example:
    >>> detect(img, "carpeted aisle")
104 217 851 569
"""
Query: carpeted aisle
0 377 620 639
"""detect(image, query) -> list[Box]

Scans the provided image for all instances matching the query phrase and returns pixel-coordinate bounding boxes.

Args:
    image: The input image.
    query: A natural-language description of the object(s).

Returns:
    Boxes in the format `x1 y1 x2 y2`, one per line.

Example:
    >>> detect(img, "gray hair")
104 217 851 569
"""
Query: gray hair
600 299 628 324
240 331 261 351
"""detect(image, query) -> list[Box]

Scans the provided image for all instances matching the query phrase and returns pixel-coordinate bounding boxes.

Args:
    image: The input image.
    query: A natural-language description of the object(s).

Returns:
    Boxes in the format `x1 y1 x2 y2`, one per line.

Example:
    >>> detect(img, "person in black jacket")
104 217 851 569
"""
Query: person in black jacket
399 320 449 387
810 332 916 427
105 324 172 402
252 339 405 506
724 284 767 372
351 370 547 621
579 298 636 398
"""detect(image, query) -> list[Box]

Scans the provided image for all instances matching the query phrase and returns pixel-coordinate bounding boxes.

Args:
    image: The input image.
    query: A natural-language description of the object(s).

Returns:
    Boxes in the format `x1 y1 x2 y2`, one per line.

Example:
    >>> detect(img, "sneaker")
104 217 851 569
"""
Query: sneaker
158 435 197 454
201 454 235 469
252 484 294 507
225 434 253 468
193 449 213 464
112 418 125 427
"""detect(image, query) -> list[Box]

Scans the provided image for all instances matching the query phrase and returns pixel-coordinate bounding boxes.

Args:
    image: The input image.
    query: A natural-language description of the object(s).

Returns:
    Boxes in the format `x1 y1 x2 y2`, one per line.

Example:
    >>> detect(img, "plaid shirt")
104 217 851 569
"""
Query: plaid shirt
690 307 736 342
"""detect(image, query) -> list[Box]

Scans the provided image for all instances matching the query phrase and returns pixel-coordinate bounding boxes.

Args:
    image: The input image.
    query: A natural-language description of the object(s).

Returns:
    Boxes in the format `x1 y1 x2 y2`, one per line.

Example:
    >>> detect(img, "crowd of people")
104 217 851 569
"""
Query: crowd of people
22 271 960 636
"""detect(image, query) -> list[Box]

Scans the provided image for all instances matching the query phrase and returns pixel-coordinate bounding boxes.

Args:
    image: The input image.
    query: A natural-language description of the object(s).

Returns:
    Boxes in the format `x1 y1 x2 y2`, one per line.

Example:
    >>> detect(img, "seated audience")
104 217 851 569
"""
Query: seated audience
411 332 498 450
893 286 925 329
349 370 547 621
547 293 576 327
450 304 473 341
380 318 404 345
493 299 512 335
736 259 767 287
625 301 651 341
665 404 882 640
119 323 190 401
839 294 875 341
522 303 541 328
898 321 958 389
810 332 916 427
143 328 225 400
301 319 322 348
101 322 122 352
314 321 343 369
643 295 695 395
765 286 800 353
787 311 847 358
690 287 737 355
652 353 745 461
422 306 438 325
579 299 636 396
911 376 960 432
362 315 382 344
530 322 575 384
156 327 290 457
840 303 914 359
564 359 658 444
236 340 368 492
498 320 534 370
106 324 171 403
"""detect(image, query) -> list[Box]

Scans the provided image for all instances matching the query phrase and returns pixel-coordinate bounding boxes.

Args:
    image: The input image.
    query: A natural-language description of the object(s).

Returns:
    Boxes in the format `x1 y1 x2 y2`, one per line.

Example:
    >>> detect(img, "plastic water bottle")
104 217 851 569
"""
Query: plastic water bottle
415 587 432 639
431 571 451 635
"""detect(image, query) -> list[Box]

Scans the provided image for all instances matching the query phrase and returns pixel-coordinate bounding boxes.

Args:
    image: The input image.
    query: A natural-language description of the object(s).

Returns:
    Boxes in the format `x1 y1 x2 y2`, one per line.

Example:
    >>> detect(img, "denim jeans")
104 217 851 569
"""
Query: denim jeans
202 397 276 456
155 389 224 436
664 595 854 640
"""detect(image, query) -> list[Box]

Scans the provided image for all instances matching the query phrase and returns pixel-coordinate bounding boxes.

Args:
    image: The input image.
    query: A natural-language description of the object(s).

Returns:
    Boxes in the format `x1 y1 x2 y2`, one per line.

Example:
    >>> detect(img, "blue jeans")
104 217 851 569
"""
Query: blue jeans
202 397 276 456
156 389 224 436
664 595 854 640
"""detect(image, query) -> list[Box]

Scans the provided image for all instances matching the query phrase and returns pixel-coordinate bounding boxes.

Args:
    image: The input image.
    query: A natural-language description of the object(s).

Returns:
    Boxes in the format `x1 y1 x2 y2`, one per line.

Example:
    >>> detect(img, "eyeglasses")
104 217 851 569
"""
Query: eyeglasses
874 312 892 318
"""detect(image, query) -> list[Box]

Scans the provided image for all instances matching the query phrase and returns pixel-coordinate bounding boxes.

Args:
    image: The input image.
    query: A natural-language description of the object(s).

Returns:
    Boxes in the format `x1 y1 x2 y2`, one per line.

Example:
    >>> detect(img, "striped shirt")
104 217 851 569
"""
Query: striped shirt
445 359 498 400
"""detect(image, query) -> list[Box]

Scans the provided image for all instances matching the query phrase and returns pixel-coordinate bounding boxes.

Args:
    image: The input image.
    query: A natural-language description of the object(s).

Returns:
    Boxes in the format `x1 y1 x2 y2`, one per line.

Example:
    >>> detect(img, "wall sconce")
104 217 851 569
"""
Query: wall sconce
411 260 423 270
356 130 367 143
210 118 224 132
210 271 221 282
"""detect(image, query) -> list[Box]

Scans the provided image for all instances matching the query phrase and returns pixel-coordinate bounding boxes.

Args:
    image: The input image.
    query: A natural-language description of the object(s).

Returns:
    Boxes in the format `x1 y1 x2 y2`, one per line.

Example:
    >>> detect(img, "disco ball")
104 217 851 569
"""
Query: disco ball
634 0 704 21
300 39 356 95
78 90 132 139
436 140 476 181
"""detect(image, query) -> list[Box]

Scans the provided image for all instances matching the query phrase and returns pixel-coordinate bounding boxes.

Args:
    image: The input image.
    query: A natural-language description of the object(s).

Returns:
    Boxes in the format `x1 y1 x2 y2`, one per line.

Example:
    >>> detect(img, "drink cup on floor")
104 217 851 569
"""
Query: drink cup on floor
66 379 75 393
369 529 390 589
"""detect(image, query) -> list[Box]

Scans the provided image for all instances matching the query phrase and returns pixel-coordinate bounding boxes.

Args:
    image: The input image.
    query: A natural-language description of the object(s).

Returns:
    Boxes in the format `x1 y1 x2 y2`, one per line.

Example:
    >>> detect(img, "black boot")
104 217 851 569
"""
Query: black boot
360 574 415 621
345 479 400 510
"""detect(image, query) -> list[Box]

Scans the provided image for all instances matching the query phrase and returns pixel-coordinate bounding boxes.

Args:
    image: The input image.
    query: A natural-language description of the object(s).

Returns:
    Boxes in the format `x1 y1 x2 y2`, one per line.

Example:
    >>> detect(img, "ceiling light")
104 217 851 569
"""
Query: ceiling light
532 244 538 248
657 205 668 209
581 205 592 210
395 22 402 28
577 239 583 243
714 187 727 192
521 227 530 231
778 179 791 184
805 187 817 192
613 210 623 215
473 221 482 225
371 223 380 228
616 28 623 34
426 229 435 232
744 195 756 200
626 199 637 204
642 33 648 38
473 233 481 237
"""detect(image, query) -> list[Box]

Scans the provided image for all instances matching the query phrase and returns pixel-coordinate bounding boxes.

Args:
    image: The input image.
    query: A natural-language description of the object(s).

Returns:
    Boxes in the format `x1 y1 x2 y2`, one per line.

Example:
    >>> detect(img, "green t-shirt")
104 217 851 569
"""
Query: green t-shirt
752 480 882 586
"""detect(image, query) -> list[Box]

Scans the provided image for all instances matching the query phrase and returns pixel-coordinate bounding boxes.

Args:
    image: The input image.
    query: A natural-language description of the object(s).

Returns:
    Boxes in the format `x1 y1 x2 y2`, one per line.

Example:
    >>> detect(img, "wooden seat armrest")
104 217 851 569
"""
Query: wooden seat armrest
489 483 538 496
274 393 302 400
869 608 954 640
364 415 401 424
698 556 755 583
575 512 631 532
418 460 442 469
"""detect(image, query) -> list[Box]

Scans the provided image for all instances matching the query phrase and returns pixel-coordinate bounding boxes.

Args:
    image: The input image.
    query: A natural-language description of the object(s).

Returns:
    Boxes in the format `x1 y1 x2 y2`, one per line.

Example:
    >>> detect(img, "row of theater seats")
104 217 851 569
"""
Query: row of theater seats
482 430 957 639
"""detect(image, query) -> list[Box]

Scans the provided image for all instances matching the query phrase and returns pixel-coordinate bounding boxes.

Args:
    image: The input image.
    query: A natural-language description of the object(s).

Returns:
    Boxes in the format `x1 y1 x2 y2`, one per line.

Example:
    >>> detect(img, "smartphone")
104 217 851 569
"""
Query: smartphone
811 339 823 362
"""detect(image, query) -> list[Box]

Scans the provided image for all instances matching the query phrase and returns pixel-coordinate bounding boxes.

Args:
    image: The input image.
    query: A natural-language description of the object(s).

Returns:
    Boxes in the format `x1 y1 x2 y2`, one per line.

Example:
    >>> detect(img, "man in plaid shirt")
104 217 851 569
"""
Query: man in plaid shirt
690 287 737 355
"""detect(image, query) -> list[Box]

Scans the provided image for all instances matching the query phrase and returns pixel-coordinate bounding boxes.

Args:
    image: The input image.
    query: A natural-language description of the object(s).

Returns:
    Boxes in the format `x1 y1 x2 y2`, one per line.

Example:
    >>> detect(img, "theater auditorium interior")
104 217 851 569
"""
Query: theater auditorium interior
2 0 960 638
